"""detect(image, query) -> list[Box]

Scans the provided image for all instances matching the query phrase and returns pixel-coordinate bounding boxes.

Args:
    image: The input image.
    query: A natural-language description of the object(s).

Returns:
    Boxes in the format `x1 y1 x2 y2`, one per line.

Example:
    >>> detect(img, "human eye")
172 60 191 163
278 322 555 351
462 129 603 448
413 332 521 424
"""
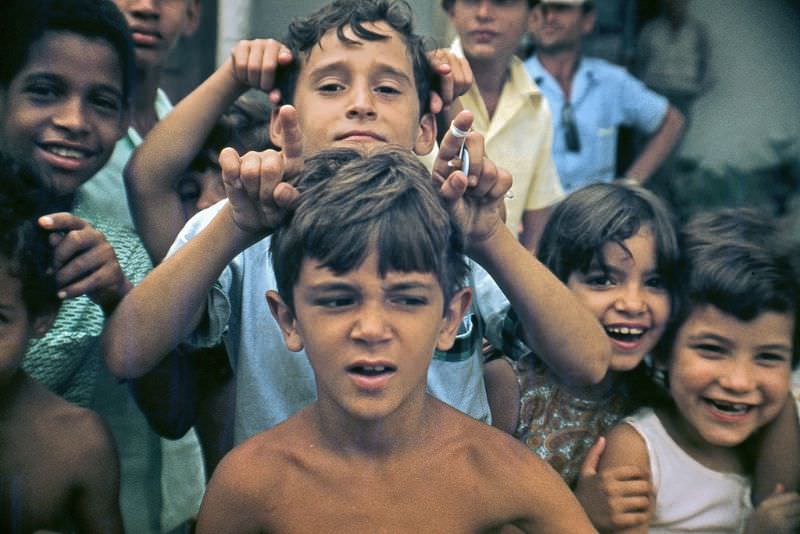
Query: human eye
176 177 201 203
691 342 725 358
755 352 790 367
317 81 345 94
375 84 402 96
24 80 61 101
645 274 666 290
389 294 429 307
315 295 356 309
583 271 614 288
90 91 122 114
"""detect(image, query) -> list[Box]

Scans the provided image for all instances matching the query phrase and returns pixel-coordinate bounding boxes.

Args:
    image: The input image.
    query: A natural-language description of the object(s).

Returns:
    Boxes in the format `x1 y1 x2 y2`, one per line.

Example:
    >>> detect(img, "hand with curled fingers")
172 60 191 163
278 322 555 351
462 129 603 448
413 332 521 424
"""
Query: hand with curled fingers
427 49 473 115
220 105 302 237
747 485 800 534
38 214 132 316
575 437 653 532
228 38 293 104
433 110 510 252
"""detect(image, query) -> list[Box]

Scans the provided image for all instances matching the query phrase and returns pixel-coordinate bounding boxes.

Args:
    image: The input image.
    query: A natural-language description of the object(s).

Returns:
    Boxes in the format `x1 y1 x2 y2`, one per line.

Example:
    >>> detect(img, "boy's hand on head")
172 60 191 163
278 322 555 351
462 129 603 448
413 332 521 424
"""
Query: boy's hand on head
38 213 133 316
575 437 652 532
427 49 473 115
220 105 302 237
229 39 292 104
747 485 800 534
433 110 510 251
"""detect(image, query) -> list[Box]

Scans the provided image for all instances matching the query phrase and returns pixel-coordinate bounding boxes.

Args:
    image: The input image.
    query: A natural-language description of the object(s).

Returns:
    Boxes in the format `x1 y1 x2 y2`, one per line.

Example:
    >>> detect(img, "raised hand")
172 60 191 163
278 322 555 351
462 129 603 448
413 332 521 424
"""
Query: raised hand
747 485 800 534
433 109 511 252
427 49 473 115
228 38 293 103
575 437 652 532
220 105 303 237
38 213 132 316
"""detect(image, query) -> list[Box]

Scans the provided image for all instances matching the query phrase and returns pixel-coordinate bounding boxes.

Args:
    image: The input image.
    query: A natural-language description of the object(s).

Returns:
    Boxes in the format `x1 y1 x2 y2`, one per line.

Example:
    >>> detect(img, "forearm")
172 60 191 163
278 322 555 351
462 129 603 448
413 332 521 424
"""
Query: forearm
753 396 800 503
126 61 246 261
102 203 260 378
625 106 685 184
469 227 610 385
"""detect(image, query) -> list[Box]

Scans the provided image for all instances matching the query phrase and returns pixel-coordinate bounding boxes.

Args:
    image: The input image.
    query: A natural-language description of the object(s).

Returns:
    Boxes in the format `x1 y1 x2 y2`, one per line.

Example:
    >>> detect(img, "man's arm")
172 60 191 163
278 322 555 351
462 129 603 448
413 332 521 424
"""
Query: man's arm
102 108 303 379
434 112 610 385
126 39 291 263
624 105 685 185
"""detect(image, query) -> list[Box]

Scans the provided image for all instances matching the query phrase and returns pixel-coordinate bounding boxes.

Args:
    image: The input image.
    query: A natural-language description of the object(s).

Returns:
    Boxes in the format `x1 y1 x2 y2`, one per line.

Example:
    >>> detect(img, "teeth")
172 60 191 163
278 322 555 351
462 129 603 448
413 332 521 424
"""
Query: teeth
364 366 386 372
46 146 86 159
606 326 644 335
709 399 749 414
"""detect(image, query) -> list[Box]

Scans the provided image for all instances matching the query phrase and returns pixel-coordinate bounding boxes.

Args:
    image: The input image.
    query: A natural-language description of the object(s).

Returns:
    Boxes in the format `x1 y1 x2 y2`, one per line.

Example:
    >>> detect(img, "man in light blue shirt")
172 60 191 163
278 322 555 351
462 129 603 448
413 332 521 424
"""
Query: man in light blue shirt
525 0 684 193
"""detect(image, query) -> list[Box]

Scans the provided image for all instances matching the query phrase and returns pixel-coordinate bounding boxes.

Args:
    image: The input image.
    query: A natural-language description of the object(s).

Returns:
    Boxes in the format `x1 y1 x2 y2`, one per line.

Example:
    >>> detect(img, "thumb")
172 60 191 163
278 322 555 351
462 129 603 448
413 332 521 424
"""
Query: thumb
580 436 606 477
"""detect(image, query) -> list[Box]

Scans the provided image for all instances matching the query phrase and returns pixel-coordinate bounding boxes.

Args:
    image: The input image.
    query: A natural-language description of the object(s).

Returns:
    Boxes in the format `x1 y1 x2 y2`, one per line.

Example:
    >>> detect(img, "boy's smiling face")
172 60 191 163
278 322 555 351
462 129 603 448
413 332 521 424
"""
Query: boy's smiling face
268 250 468 422
667 304 793 448
272 22 435 158
0 31 127 196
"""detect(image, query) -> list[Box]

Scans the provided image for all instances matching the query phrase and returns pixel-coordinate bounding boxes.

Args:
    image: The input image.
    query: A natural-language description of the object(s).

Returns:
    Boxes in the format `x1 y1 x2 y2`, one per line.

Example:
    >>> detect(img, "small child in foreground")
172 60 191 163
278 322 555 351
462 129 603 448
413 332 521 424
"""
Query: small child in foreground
0 152 122 534
589 209 800 532
195 147 595 532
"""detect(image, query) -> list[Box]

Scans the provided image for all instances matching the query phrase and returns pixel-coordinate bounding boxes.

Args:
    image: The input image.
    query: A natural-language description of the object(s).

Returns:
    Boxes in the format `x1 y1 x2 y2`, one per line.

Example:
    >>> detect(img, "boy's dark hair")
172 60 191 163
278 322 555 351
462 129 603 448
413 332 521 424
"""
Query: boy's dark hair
0 151 60 319
660 208 800 368
537 181 679 307
275 0 432 117
441 0 537 11
188 91 274 174
270 147 468 313
1 0 136 105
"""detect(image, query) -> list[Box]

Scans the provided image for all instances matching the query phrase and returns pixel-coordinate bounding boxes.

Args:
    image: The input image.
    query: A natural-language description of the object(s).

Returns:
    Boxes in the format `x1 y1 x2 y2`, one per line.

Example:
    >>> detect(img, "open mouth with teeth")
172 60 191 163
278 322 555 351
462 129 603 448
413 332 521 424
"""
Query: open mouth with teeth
704 398 752 416
347 364 396 376
605 326 645 343
43 144 90 159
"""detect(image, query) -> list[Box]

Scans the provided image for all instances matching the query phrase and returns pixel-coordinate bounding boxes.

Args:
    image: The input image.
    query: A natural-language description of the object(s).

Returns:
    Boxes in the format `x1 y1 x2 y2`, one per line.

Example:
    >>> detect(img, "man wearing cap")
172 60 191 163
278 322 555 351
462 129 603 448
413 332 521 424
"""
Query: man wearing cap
525 0 685 193
443 0 563 250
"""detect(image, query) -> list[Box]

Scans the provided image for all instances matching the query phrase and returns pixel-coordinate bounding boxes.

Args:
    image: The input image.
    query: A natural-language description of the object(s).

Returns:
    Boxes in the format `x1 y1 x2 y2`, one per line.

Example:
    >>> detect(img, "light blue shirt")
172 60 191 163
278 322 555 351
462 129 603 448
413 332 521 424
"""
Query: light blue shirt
524 55 668 192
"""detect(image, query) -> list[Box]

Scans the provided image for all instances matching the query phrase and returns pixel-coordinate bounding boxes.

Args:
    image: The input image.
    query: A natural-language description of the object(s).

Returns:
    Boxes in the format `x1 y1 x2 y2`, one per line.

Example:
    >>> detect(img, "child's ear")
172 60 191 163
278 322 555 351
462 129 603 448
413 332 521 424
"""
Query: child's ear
266 290 304 352
31 311 57 339
268 106 285 149
436 287 472 352
181 0 202 37
413 112 436 156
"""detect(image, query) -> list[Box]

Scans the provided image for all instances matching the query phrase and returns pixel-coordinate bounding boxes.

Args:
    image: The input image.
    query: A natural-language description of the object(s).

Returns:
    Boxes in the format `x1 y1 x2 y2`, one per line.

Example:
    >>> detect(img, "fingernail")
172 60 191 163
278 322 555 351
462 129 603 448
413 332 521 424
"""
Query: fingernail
57 291 68 299
40 216 53 226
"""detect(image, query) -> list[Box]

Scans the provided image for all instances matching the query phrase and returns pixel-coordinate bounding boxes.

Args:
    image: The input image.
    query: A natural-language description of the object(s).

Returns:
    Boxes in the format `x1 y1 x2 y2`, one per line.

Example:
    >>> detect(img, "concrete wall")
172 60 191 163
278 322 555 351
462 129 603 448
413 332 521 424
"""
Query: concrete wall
681 0 800 171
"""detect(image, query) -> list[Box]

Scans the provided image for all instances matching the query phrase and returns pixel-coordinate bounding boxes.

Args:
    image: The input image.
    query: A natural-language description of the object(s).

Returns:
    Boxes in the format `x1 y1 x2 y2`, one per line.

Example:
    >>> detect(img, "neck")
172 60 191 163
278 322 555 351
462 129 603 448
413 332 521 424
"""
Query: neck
131 66 162 136
312 391 432 459
469 55 511 119
537 47 581 97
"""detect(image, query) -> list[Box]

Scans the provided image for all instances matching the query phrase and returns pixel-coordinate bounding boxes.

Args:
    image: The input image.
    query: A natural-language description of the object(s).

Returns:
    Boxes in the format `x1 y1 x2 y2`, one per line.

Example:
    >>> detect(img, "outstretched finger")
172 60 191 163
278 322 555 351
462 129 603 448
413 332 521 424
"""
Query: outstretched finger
39 212 87 233
433 110 473 181
580 437 606 477
276 105 304 180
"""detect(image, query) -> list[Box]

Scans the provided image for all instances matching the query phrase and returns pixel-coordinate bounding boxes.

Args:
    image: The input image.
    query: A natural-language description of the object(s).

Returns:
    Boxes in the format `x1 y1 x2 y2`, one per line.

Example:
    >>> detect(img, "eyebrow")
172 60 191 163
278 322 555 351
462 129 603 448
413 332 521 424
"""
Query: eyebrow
22 71 123 98
307 60 413 86
687 332 791 352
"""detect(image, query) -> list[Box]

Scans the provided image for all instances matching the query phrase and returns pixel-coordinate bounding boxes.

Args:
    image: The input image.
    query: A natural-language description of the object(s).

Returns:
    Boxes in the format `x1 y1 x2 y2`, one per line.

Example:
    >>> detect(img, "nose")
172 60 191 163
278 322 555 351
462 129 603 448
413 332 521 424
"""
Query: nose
52 97 89 135
718 358 756 394
345 83 377 121
128 0 160 18
614 283 647 315
351 303 392 345
476 0 494 19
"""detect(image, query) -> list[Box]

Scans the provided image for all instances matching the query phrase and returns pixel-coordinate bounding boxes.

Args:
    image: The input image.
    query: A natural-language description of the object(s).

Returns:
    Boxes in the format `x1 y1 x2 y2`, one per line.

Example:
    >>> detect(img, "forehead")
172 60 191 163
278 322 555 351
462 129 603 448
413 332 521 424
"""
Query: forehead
14 30 123 92
301 22 415 79
596 226 656 269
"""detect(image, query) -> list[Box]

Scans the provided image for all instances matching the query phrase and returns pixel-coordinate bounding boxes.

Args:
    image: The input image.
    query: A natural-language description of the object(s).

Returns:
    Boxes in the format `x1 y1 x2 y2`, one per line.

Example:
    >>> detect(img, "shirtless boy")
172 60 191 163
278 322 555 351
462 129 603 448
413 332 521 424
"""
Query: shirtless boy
195 147 595 532
0 153 122 534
